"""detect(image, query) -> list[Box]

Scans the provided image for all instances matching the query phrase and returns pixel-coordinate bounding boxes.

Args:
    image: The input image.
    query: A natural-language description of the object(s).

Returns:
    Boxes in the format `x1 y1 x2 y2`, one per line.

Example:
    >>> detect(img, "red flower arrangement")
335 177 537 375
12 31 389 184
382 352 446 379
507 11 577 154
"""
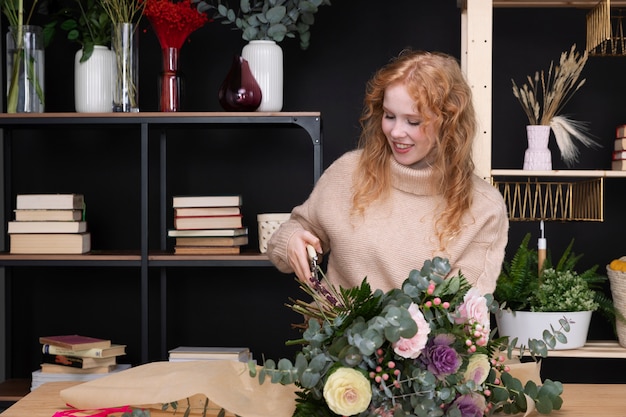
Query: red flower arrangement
144 0 209 111
144 0 209 49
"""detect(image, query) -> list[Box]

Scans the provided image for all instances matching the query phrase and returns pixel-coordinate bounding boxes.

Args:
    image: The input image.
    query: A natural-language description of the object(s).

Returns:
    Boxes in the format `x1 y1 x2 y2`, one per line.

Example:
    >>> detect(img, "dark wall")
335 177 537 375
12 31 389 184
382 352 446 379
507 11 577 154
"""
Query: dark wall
5 1 626 383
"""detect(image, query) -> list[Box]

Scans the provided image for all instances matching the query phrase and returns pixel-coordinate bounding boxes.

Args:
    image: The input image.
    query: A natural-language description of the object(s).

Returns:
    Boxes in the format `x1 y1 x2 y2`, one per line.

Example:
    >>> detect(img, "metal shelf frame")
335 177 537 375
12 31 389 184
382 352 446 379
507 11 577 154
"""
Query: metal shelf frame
0 112 322 370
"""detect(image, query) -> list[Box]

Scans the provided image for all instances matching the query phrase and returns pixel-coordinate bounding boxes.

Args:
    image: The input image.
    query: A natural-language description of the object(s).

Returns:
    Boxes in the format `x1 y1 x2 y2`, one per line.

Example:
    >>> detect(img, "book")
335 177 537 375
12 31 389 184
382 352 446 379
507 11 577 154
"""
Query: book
39 363 118 374
39 335 111 350
7 221 87 234
41 353 117 369
14 209 84 221
613 160 626 170
167 228 248 238
615 138 626 151
174 206 241 217
174 246 241 255
174 215 243 230
614 150 626 160
31 364 131 390
174 236 249 247
42 343 126 358
617 125 626 138
10 233 91 254
168 346 251 362
16 194 85 210
172 195 242 208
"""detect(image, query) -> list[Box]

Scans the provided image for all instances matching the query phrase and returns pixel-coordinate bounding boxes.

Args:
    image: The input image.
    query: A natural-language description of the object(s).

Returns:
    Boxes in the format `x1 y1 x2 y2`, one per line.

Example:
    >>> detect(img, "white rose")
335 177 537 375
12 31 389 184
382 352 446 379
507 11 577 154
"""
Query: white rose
323 367 372 416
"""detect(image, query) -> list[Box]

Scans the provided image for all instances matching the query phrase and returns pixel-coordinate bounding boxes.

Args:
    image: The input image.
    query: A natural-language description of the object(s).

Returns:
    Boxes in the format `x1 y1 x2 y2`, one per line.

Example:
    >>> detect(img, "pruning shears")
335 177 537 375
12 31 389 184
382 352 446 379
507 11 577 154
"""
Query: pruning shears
306 244 319 282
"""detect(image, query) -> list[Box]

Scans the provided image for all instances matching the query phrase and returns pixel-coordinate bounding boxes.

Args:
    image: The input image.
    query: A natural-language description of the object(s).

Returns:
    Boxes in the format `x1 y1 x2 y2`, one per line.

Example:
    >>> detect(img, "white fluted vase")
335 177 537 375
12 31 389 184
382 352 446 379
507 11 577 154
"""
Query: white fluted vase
242 40 283 112
523 125 552 170
74 46 116 113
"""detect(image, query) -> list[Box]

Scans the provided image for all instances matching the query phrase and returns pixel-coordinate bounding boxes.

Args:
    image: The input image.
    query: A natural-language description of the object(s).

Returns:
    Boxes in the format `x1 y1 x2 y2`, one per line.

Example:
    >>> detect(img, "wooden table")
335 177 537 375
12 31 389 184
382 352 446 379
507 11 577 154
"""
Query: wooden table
0 381 623 417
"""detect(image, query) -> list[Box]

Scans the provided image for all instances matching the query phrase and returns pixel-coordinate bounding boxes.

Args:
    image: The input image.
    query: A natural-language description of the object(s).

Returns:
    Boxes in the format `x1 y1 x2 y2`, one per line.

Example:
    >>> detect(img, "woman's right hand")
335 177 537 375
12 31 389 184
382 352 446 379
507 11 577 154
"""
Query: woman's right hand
287 230 322 282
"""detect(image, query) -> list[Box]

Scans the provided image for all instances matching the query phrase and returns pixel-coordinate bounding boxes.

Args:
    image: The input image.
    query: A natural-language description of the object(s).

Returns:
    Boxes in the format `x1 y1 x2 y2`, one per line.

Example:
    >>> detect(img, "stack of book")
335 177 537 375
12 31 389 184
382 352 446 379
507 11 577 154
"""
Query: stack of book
613 125 626 170
168 346 252 363
168 195 249 255
32 334 129 390
8 194 91 254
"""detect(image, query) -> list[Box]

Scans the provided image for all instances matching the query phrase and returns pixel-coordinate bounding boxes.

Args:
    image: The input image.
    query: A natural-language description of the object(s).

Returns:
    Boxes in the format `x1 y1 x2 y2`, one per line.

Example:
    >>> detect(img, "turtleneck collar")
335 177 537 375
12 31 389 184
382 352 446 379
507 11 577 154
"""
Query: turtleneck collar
389 156 439 196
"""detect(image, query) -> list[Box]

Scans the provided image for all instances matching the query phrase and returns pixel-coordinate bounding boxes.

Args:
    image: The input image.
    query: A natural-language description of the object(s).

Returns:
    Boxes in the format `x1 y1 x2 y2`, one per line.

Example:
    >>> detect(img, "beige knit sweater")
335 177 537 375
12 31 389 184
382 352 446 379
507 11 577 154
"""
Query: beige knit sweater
267 150 509 295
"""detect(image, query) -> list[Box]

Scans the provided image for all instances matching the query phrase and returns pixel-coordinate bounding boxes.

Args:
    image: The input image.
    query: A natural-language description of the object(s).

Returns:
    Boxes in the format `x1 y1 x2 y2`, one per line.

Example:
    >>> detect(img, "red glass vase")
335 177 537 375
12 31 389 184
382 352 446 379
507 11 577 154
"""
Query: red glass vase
159 47 181 112
218 55 262 111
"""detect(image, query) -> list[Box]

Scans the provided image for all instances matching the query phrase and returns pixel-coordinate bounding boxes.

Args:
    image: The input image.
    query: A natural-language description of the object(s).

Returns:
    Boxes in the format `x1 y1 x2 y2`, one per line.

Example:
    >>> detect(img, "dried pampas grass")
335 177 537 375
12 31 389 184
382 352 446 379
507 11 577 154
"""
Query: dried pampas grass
512 44 601 166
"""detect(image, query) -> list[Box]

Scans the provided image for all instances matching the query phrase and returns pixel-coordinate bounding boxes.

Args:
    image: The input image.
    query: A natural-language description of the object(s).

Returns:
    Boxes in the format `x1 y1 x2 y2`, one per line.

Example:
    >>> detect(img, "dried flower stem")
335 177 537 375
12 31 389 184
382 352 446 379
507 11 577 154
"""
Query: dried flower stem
512 44 588 126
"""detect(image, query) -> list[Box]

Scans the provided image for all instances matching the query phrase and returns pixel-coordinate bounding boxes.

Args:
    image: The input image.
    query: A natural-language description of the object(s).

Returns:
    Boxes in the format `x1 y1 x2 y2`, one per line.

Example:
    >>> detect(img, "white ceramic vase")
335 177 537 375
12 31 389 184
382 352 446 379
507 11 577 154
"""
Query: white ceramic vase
74 46 116 113
495 309 592 350
523 125 552 170
241 40 283 112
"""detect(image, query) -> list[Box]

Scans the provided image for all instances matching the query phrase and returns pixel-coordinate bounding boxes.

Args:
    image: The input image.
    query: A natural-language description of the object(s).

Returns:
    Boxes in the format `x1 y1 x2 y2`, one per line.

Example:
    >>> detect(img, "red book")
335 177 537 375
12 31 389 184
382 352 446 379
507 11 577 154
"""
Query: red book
39 335 111 351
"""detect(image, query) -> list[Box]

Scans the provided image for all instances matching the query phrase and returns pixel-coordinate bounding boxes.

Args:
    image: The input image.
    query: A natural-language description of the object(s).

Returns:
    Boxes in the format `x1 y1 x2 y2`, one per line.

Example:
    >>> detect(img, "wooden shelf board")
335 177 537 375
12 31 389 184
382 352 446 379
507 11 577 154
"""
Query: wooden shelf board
493 0 626 7
0 379 30 402
148 251 270 262
521 340 626 358
0 251 141 261
492 169 626 177
0 112 321 120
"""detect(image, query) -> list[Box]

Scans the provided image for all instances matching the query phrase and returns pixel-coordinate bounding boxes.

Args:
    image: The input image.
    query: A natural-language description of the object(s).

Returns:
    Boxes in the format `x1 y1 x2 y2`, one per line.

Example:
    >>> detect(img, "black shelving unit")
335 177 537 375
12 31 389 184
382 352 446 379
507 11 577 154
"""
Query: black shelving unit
0 111 322 368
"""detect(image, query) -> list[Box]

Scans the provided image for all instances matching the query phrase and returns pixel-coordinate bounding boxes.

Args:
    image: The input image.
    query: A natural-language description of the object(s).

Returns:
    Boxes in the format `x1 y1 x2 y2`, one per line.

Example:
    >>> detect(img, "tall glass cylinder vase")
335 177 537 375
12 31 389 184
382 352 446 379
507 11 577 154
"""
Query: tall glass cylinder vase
5 25 45 113
159 47 181 112
112 23 139 112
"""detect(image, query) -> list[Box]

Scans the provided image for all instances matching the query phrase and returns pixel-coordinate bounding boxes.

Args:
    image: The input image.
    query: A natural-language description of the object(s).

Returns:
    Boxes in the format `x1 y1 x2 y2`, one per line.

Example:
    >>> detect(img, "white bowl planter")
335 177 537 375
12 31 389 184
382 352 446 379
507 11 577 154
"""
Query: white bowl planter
495 310 593 350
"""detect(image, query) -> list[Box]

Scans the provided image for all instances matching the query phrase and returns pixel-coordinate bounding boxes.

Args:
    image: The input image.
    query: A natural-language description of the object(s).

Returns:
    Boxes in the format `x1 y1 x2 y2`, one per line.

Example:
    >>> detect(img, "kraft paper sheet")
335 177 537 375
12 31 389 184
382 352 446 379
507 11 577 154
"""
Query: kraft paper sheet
59 361 297 417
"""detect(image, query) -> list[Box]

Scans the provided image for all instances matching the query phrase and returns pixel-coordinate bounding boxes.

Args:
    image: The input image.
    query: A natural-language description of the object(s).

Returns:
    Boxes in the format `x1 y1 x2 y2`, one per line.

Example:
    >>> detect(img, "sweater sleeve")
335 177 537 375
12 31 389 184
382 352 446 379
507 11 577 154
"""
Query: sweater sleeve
266 152 355 273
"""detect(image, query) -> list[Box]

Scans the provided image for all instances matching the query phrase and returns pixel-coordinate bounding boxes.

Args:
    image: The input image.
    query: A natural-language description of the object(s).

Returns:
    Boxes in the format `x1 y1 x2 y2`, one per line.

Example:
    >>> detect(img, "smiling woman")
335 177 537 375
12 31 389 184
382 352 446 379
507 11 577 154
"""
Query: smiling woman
265 49 509 297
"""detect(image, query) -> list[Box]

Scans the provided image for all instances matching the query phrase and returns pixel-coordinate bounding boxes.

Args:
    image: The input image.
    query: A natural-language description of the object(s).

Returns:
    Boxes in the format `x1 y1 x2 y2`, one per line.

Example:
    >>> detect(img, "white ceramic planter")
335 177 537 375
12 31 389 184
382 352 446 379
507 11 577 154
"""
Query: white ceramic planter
74 46 116 113
495 309 592 350
241 40 283 112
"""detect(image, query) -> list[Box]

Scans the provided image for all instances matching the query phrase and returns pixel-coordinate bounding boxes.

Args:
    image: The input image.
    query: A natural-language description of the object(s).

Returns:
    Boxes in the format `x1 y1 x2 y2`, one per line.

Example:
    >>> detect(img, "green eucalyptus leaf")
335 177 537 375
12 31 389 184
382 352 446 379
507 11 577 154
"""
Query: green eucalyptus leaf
265 5 285 23
535 395 554 414
267 23 287 41
491 385 510 402
240 0 251 13
299 368 321 388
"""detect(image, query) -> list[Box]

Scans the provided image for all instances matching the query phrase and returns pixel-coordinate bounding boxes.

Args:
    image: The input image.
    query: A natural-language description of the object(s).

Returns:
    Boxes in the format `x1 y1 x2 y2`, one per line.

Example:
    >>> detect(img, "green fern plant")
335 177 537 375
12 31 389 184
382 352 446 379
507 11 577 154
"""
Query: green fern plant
494 233 539 311
496 233 624 334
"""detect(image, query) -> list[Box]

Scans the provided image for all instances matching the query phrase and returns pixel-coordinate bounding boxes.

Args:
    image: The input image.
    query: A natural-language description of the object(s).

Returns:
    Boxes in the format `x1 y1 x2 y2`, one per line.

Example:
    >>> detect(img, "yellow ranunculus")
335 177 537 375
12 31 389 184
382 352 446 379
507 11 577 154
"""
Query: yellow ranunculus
323 367 372 415
464 353 490 386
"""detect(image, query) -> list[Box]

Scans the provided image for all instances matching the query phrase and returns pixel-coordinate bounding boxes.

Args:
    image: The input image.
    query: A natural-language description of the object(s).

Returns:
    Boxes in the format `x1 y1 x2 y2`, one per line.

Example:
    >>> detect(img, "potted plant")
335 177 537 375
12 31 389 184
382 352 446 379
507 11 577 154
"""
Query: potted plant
43 0 115 112
494 232 617 350
193 0 332 111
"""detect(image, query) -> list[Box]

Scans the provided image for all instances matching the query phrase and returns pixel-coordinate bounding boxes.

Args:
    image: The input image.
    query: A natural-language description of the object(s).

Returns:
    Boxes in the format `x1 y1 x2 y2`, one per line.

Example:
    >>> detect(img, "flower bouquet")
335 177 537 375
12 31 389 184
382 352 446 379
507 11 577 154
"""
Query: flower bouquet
251 257 564 417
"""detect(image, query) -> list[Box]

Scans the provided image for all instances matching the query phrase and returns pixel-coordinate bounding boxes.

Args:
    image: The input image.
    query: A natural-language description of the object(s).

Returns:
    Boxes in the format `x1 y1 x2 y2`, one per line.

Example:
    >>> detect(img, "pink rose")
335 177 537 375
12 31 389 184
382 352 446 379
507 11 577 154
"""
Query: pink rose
393 303 431 359
455 288 490 332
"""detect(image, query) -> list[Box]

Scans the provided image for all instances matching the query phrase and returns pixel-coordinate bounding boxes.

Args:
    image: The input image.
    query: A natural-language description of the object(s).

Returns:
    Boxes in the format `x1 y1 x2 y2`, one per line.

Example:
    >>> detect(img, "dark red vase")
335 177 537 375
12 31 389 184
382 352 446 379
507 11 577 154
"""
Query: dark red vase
159 46 182 112
218 55 262 111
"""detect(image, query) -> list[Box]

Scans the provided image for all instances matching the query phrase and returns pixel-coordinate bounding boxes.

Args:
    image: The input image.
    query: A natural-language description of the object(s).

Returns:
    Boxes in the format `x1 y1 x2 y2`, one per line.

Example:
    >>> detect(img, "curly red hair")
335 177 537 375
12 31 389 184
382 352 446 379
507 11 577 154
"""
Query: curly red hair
352 50 477 251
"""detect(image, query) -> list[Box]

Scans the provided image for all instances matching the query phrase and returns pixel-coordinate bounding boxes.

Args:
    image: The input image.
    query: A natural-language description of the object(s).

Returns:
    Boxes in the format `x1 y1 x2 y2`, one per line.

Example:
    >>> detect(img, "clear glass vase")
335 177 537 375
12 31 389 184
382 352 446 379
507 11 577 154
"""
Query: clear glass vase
112 23 139 112
6 25 45 113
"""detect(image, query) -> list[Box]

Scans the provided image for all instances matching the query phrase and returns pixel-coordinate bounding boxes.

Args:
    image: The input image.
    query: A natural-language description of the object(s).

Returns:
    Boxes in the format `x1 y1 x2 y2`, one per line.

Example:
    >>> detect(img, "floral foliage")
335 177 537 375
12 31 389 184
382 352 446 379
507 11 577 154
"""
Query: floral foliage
250 257 565 416
144 0 208 49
